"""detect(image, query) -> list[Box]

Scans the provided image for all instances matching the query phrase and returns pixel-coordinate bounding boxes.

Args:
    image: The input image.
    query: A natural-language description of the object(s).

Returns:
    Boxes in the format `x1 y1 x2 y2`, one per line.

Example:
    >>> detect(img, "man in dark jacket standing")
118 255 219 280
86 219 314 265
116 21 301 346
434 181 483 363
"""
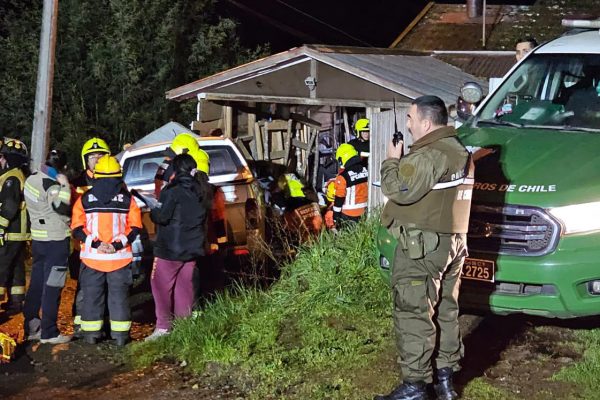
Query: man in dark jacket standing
146 153 210 341
375 96 474 400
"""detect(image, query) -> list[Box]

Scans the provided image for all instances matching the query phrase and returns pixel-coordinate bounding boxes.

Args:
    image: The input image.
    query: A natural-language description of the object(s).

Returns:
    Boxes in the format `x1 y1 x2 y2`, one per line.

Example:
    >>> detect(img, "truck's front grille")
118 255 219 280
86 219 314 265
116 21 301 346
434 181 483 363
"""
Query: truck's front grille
468 204 561 256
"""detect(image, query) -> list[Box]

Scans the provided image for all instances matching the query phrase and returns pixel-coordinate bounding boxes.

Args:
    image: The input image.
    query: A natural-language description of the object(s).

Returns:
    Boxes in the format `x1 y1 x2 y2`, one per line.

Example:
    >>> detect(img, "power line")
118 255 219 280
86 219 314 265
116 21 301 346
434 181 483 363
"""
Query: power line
274 0 374 47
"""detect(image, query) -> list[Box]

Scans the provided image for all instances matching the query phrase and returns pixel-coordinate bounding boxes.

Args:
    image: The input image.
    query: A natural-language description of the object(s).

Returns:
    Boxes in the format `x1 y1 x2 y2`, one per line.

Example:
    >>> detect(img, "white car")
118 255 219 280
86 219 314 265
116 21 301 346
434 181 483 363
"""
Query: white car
120 136 265 256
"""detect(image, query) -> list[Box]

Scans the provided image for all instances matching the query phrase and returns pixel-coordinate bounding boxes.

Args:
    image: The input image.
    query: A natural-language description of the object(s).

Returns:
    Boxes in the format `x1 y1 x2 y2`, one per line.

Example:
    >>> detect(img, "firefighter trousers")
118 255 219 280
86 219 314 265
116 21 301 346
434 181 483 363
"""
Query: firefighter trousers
23 239 70 339
0 241 26 302
80 263 132 339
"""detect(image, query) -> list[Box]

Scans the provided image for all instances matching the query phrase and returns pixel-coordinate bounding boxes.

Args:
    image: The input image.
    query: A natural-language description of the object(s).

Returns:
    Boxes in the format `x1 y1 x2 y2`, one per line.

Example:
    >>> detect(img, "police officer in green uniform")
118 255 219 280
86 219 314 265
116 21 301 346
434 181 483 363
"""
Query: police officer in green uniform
375 96 474 400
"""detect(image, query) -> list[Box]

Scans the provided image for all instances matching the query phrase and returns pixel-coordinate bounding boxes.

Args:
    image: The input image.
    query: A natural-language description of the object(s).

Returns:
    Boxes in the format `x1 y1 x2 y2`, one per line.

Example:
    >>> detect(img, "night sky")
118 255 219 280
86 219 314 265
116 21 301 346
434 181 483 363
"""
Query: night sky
217 0 537 52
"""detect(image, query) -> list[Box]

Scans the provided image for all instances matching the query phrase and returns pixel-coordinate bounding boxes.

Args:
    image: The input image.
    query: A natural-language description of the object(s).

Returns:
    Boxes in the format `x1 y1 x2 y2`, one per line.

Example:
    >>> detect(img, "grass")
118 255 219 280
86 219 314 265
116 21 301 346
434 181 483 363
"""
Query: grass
553 328 600 400
130 217 399 399
461 378 510 400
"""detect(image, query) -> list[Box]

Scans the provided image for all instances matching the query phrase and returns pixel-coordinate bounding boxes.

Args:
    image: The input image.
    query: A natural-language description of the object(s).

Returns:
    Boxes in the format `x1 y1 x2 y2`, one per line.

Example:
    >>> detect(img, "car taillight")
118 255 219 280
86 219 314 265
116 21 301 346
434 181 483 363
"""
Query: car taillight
245 198 260 230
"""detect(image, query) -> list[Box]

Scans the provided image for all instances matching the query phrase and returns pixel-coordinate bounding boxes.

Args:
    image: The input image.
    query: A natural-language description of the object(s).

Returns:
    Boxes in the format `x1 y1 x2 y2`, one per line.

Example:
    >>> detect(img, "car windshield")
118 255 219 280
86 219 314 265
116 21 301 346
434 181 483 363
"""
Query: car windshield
122 145 244 187
477 53 600 132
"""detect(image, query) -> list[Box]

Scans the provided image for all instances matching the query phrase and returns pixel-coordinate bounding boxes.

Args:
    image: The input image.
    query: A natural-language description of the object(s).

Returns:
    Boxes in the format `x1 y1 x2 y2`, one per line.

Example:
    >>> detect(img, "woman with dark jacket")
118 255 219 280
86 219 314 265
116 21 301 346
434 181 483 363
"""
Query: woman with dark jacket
145 153 211 341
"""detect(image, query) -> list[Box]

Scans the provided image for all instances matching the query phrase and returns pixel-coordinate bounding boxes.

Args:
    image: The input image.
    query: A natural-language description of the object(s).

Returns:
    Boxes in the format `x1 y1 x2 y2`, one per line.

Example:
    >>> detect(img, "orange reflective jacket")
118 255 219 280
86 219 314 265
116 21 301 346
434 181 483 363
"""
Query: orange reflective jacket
71 186 142 272
333 157 368 218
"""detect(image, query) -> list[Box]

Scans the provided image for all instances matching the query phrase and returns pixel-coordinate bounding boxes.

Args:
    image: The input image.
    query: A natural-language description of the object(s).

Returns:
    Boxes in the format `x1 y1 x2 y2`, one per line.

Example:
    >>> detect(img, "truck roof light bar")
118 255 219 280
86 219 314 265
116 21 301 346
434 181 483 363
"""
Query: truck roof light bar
562 19 600 29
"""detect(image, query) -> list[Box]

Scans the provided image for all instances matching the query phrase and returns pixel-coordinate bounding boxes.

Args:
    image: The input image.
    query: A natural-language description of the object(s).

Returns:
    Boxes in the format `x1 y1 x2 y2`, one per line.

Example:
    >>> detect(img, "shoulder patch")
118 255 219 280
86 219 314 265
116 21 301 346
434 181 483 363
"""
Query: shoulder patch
400 164 416 178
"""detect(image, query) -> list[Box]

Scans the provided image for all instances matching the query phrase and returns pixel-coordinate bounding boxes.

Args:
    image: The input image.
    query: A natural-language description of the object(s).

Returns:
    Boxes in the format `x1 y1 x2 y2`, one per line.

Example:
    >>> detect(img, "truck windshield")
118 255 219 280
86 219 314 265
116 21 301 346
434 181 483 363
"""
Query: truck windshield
478 54 600 132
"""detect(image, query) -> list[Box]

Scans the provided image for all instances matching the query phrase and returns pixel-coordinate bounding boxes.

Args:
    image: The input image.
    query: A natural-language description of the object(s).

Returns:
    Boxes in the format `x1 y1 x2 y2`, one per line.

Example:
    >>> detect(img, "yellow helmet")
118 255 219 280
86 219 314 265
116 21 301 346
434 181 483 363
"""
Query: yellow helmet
354 118 370 133
191 148 210 175
93 155 122 179
335 143 358 167
81 137 110 169
170 133 199 156
278 173 305 198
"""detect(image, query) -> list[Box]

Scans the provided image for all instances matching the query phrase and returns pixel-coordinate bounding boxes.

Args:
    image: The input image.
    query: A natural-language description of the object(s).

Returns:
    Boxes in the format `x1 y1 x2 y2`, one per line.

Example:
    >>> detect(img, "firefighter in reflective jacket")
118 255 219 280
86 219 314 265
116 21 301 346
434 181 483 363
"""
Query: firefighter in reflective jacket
332 143 368 226
70 137 111 334
71 155 142 346
23 149 72 344
0 138 31 313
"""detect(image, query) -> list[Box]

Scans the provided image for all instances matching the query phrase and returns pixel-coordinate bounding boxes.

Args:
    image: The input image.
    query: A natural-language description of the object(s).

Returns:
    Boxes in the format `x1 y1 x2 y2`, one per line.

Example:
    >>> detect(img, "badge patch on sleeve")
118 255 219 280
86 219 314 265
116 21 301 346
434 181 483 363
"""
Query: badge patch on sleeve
400 164 415 178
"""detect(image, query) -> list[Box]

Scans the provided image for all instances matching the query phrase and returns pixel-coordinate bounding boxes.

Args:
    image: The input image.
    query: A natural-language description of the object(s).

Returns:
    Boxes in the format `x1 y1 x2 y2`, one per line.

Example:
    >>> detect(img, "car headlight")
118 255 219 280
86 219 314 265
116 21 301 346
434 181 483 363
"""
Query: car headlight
548 201 600 235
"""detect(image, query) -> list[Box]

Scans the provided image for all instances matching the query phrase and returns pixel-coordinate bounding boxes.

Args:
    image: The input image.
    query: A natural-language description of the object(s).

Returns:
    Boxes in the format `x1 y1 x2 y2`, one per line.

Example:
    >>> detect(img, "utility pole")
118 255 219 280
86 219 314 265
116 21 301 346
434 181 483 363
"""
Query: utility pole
31 0 59 170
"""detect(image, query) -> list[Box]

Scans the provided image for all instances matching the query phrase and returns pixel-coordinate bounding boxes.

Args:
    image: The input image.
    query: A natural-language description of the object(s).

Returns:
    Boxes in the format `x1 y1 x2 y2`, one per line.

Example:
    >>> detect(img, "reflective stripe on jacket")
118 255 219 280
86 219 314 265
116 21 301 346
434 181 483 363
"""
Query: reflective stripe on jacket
333 156 368 218
72 186 142 272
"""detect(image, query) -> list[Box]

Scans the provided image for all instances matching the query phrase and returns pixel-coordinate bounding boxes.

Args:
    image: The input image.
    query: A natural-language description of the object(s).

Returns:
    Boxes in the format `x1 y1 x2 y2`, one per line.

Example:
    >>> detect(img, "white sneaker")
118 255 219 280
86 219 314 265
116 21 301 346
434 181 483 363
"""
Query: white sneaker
144 328 170 342
27 319 41 341
40 334 72 344
27 331 41 341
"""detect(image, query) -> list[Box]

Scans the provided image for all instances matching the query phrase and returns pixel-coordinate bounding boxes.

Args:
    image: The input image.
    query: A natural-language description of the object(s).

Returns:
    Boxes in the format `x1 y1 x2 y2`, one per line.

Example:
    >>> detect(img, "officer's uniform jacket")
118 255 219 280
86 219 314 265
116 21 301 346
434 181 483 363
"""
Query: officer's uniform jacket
380 126 474 234
24 169 71 241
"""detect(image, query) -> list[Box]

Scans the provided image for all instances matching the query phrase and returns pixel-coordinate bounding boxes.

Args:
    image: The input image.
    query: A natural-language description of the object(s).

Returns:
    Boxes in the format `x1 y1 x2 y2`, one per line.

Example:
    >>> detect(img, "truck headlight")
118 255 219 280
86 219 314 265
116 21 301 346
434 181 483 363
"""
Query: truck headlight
548 201 600 235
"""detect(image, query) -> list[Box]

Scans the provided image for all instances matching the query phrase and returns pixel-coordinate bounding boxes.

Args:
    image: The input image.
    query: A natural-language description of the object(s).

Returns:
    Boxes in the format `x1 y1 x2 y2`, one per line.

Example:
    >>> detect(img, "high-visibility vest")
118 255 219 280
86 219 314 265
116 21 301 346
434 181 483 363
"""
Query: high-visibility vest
0 168 30 241
333 159 368 218
72 187 142 272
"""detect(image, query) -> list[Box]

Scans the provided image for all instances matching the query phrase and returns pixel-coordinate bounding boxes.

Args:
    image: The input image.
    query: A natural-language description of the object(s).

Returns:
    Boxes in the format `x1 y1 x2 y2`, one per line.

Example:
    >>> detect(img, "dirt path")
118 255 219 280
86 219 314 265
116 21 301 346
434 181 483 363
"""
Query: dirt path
0 277 593 399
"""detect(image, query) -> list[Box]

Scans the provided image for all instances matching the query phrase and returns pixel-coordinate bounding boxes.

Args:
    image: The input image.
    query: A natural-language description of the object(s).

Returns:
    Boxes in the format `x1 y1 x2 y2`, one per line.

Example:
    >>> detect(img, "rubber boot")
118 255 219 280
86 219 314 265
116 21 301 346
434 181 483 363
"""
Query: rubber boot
374 381 429 400
434 368 459 400
5 294 24 314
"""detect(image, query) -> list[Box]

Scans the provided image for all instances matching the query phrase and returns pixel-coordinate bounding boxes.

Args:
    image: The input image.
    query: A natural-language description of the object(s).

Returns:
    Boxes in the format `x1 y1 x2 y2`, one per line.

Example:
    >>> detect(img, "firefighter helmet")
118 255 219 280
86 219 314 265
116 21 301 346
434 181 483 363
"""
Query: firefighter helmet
354 118 370 133
278 173 305 198
0 138 29 168
170 133 199 156
323 179 336 202
335 143 358 167
81 137 110 169
93 155 122 179
191 148 210 175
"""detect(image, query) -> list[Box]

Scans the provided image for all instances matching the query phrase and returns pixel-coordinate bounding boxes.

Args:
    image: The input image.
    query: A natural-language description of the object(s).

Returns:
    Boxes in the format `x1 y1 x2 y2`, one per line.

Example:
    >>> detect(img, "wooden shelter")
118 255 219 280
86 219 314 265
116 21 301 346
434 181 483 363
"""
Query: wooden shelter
166 44 486 209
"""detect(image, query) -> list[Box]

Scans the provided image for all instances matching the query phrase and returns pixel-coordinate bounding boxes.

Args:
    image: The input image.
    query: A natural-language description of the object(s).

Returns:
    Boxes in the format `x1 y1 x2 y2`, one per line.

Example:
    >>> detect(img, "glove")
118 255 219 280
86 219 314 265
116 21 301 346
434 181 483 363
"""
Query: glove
324 210 335 230
0 230 5 246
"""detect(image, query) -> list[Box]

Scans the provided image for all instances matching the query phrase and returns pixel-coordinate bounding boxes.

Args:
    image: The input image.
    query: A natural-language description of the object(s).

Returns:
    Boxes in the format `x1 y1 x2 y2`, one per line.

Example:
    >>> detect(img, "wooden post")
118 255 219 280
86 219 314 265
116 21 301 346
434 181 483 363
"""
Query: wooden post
31 0 59 170
254 121 263 160
263 121 270 160
224 105 233 138
312 129 320 189
343 108 351 143
284 119 293 167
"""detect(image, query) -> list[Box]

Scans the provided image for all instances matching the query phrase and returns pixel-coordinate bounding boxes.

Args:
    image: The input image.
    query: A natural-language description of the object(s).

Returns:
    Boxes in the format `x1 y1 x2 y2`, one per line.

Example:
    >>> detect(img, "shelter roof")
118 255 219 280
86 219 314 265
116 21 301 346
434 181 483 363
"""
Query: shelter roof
166 44 486 106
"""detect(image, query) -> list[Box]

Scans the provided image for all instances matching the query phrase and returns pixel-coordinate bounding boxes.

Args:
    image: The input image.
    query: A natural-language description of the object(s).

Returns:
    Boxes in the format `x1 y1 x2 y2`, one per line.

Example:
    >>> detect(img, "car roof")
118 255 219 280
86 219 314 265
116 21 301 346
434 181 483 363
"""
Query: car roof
536 30 600 55
123 136 235 155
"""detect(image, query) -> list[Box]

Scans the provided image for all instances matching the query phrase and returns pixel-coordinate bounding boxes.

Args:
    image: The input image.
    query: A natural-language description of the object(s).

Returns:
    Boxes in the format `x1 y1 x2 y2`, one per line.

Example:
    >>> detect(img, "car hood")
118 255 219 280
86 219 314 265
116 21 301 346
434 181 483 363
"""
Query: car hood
459 125 600 208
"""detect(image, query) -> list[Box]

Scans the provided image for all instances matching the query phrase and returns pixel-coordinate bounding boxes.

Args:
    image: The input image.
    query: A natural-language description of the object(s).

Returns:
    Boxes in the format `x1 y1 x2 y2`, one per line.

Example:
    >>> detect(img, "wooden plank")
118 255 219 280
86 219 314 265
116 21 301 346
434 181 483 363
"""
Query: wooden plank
343 108 351 142
192 119 222 135
254 121 264 160
263 121 269 160
260 119 289 131
289 112 321 128
269 150 287 159
309 59 317 99
224 106 233 138
284 119 293 166
235 137 253 160
312 129 319 188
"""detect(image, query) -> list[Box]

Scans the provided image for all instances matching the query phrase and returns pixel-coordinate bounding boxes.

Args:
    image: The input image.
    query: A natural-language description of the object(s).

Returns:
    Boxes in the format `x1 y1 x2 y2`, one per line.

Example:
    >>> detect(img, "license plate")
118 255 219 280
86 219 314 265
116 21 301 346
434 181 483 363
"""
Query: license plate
462 258 495 282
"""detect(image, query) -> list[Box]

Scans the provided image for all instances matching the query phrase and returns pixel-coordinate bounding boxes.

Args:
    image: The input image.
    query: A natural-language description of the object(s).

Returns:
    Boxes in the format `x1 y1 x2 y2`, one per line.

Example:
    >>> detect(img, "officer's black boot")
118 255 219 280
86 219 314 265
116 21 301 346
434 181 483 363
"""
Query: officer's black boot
113 335 129 347
374 381 429 400
434 368 459 400
5 294 24 315
83 335 98 345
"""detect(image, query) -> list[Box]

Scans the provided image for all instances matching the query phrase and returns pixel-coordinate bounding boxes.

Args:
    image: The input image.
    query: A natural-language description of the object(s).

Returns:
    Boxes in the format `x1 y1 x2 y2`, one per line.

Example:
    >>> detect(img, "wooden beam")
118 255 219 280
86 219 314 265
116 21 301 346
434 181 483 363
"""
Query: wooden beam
389 1 435 48
235 137 253 160
290 112 321 128
284 119 293 167
201 92 409 109
224 105 233 138
254 121 263 160
343 108 351 142
309 58 317 99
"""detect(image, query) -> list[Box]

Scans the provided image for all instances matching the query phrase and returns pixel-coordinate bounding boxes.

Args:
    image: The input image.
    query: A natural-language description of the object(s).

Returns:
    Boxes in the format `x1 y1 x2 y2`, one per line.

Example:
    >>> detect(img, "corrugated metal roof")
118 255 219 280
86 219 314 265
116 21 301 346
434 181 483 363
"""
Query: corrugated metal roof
434 53 515 79
392 1 599 52
166 44 486 106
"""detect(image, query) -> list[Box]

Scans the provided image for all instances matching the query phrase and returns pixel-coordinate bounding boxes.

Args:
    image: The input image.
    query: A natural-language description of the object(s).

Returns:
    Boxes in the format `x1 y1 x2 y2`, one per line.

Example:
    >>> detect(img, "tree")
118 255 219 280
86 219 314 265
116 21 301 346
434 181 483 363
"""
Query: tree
0 0 266 169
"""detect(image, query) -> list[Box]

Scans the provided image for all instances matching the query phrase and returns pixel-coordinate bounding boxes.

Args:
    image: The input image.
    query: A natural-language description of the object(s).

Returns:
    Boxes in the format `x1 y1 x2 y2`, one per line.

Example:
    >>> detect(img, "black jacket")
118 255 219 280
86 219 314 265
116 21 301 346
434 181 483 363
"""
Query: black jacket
151 174 207 261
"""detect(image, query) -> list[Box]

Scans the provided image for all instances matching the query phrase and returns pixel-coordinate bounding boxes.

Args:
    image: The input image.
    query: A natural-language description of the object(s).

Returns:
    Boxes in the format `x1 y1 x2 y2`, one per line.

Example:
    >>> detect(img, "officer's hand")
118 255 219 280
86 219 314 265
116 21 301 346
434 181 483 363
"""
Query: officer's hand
56 174 69 186
0 230 5 246
386 139 404 159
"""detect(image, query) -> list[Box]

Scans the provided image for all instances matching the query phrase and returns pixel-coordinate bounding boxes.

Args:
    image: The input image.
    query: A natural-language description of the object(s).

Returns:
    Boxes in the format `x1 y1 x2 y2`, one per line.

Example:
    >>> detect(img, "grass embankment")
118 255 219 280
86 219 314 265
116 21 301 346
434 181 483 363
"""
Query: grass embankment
130 218 400 399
